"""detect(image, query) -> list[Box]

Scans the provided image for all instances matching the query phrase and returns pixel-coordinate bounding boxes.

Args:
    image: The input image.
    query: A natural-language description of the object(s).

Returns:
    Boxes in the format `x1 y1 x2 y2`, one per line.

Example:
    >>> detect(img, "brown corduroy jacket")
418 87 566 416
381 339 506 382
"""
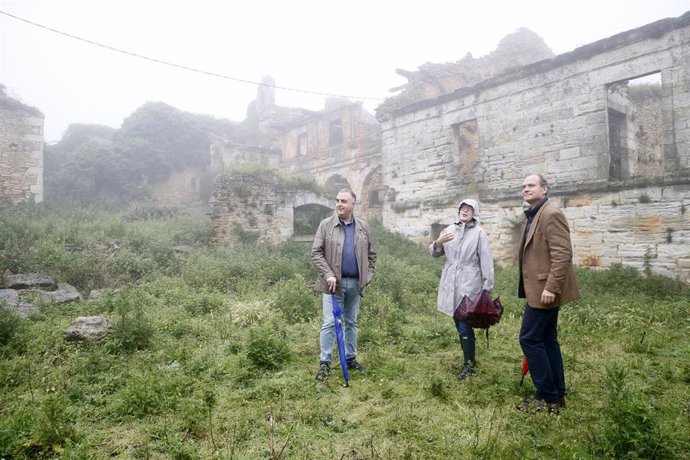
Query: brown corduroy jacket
518 200 580 309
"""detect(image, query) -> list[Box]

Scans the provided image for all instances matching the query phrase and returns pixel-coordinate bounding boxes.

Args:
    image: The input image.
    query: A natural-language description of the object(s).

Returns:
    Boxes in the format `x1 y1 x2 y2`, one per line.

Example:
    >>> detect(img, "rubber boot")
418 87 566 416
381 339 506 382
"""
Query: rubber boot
458 334 476 381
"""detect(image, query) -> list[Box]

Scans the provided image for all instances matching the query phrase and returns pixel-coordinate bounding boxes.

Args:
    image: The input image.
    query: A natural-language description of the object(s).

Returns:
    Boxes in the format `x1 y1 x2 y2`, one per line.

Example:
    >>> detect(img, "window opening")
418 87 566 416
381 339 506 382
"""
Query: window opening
329 119 343 146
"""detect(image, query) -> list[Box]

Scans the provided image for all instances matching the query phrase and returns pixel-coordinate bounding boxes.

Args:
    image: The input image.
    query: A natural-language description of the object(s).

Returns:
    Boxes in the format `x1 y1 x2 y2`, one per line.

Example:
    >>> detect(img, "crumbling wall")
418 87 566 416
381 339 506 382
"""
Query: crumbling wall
281 103 383 221
378 13 690 281
151 166 211 204
0 90 44 204
211 171 331 247
380 28 555 113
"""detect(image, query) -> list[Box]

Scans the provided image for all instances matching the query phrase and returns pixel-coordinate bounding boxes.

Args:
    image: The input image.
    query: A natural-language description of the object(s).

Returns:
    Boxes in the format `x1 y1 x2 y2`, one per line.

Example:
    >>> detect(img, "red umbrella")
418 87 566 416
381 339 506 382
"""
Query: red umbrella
520 356 529 386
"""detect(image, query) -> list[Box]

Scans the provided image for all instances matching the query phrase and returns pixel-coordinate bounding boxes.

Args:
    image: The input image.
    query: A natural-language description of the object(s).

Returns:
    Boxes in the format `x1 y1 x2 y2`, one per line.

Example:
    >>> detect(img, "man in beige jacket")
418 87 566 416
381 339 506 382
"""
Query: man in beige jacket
311 189 376 382
517 174 580 414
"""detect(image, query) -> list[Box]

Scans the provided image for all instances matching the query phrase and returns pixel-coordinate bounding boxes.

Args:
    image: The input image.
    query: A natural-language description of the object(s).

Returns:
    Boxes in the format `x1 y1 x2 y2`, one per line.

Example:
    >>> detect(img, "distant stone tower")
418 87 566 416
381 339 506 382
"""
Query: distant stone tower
256 75 276 117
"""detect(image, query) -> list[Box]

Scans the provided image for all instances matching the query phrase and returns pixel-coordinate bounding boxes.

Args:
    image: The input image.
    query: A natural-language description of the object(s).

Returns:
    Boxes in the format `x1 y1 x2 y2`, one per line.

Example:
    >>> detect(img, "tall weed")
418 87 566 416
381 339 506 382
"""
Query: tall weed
599 363 676 458
0 305 27 355
104 288 155 353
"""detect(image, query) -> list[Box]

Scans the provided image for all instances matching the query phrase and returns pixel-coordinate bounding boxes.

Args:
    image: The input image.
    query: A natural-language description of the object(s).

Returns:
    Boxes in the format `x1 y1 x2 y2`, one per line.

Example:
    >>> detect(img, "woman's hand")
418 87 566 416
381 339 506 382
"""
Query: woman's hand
435 229 454 247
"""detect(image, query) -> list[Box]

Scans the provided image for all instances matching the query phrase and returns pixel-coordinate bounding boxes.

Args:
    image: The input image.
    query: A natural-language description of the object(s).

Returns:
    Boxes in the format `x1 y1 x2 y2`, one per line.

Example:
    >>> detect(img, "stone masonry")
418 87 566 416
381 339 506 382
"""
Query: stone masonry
211 94 384 245
280 100 383 221
377 13 690 282
0 87 44 204
211 171 331 247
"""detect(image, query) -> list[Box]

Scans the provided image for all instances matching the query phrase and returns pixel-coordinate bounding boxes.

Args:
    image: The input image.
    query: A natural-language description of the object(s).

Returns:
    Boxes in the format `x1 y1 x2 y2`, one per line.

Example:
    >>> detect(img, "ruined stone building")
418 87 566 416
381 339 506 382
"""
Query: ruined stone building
279 97 382 221
377 12 690 282
0 85 44 204
211 80 383 246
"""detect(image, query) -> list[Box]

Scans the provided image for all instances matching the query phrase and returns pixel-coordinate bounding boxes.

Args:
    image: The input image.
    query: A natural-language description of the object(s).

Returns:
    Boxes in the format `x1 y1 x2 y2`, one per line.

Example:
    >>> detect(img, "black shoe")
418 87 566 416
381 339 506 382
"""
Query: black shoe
346 358 366 371
457 361 476 381
315 362 330 381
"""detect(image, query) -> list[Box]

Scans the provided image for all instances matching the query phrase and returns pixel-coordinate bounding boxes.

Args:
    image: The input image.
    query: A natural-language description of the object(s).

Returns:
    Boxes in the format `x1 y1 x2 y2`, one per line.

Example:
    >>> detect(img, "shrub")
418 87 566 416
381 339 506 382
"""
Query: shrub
193 293 226 316
109 248 156 281
371 254 439 311
111 372 167 419
427 375 449 401
34 393 78 454
600 363 675 458
228 299 274 327
59 249 108 292
29 239 71 273
576 264 685 300
105 289 155 353
245 325 291 370
182 250 258 292
123 202 179 221
0 305 26 353
272 275 318 323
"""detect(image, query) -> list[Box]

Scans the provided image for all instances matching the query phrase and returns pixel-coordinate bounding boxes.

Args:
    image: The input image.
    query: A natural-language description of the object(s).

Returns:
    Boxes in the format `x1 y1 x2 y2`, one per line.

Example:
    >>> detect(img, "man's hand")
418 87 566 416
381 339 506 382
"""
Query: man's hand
326 276 337 293
541 289 555 305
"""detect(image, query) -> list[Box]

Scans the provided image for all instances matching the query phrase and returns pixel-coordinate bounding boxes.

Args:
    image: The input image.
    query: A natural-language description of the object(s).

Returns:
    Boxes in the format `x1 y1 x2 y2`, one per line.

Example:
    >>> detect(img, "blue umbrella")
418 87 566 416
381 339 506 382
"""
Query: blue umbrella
331 294 350 386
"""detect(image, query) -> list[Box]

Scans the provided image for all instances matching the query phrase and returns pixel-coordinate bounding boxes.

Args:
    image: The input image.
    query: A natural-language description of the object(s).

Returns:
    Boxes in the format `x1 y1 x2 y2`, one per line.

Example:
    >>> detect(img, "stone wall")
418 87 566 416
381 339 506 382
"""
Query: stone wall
211 172 331 247
378 13 690 281
281 103 383 221
0 91 44 204
470 182 690 281
151 166 210 205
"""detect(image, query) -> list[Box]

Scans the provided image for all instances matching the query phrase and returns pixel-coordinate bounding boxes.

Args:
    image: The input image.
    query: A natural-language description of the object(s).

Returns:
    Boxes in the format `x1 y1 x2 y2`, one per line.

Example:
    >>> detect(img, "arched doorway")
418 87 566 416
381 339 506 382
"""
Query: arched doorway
293 203 333 237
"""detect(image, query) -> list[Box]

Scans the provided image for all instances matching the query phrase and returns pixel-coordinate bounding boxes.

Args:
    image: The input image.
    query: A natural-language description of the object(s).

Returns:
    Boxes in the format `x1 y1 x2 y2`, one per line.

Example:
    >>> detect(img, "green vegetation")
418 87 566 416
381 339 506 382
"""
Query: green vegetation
44 102 235 206
0 204 688 458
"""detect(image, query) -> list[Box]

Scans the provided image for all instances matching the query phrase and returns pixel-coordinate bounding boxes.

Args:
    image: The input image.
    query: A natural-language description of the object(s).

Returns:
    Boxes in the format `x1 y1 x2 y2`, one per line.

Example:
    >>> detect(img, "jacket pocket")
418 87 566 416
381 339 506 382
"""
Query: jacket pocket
537 273 548 281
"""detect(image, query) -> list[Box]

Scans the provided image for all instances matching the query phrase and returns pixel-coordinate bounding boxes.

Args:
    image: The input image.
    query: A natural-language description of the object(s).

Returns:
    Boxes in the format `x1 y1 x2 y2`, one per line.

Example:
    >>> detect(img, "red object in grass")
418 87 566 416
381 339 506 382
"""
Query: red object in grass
520 356 529 385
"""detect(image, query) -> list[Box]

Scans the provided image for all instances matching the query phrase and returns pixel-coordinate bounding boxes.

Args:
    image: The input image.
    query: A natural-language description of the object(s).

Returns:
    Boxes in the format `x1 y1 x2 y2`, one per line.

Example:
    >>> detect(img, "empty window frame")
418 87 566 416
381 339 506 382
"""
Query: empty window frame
298 132 308 156
606 72 663 180
453 119 479 181
329 118 343 146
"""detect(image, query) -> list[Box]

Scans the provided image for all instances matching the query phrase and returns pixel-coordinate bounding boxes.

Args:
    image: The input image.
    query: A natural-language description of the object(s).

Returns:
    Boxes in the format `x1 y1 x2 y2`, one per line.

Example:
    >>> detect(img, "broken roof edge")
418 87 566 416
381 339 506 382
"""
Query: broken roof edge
0 87 44 118
377 10 690 121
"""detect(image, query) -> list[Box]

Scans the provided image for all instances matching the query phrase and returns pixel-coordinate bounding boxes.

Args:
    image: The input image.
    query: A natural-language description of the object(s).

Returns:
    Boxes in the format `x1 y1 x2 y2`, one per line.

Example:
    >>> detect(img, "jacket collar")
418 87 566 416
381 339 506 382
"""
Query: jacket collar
329 214 356 227
524 196 548 220
454 218 477 228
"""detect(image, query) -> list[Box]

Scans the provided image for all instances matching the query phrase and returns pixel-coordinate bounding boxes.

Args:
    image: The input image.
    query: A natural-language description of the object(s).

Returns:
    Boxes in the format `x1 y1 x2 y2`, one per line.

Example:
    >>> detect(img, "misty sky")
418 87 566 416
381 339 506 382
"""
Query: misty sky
1 0 688 142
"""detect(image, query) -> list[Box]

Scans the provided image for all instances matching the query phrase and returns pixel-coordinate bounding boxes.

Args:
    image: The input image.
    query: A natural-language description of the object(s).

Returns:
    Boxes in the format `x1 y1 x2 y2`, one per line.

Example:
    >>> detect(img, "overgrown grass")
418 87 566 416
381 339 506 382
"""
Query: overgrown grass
0 203 688 458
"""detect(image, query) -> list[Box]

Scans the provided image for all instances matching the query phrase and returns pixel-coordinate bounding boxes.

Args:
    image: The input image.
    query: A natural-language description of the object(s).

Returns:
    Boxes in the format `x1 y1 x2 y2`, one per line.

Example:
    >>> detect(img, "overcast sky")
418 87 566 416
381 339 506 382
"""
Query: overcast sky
1 0 688 142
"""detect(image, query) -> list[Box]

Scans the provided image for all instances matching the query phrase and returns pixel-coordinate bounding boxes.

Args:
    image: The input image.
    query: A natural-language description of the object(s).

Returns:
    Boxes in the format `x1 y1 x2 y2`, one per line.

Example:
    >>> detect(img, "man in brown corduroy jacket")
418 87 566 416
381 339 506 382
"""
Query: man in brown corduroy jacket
516 174 580 415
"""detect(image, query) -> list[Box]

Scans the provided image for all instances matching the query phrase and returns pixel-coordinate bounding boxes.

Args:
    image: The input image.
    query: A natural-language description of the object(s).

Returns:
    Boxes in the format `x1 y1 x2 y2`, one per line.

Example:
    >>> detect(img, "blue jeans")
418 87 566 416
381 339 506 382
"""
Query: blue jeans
319 277 361 364
519 303 565 404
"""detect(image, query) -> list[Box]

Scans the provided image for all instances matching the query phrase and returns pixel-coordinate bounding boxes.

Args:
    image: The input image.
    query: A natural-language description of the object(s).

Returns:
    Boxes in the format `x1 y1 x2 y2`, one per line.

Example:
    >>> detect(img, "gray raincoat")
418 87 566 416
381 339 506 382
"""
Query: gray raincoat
430 199 495 317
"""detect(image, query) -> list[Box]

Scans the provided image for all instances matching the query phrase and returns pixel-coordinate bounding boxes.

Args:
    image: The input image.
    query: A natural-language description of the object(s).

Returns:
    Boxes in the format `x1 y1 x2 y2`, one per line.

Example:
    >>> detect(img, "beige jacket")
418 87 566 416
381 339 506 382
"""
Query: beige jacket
311 214 376 294
430 219 494 317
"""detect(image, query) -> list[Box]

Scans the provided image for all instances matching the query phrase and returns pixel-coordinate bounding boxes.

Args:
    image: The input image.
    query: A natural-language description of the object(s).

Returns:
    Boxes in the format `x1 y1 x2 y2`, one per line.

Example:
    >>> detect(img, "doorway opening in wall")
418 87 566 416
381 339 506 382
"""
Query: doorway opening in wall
293 203 333 236
606 72 663 180
431 223 448 241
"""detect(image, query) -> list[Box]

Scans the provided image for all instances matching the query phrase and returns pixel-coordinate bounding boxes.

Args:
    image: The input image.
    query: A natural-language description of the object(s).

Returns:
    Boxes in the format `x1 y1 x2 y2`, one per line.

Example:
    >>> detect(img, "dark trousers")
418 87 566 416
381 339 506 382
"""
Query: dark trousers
519 303 565 403
454 318 476 365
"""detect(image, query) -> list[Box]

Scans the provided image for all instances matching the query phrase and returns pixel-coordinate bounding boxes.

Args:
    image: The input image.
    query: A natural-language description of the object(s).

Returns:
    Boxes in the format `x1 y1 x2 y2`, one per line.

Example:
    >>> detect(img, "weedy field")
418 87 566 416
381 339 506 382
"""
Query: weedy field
0 204 688 459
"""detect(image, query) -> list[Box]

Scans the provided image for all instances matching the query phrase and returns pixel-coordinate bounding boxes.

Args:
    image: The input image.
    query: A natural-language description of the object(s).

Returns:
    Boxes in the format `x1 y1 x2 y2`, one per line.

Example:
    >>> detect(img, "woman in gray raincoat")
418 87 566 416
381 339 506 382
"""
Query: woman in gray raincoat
430 198 494 380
